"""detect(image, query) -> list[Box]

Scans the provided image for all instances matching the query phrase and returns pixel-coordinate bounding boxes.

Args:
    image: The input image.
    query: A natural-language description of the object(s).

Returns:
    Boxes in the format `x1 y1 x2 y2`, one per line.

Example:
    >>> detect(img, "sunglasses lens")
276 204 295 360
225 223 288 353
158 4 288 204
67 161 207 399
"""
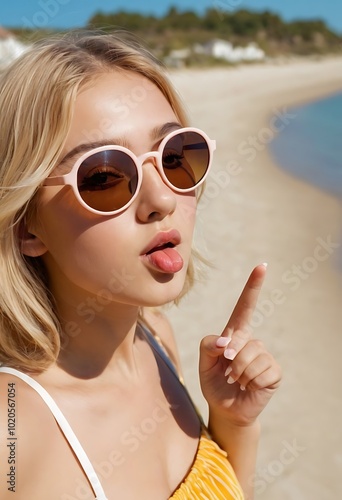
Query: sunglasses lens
162 131 210 189
77 150 138 213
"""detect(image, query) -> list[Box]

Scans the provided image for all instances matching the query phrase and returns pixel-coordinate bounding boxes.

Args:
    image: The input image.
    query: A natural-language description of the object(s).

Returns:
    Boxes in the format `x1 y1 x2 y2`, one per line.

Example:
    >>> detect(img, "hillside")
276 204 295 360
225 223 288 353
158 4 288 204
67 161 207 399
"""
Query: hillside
7 7 342 67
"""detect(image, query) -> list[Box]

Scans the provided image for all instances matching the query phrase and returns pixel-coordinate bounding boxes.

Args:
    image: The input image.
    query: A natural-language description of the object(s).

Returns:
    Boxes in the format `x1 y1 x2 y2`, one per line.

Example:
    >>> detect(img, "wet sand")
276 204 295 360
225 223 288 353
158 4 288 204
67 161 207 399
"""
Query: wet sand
166 57 342 500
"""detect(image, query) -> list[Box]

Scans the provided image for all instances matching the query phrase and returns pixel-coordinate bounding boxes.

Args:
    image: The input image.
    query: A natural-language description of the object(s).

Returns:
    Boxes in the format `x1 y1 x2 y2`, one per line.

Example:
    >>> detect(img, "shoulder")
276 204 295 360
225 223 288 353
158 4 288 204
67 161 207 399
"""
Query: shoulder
0 371 54 496
141 308 183 375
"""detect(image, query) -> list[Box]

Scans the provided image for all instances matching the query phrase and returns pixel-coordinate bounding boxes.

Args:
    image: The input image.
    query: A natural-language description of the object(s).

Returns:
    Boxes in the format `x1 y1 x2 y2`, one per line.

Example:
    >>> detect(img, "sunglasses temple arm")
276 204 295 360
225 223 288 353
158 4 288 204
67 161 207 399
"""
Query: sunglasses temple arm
43 176 68 187
183 140 216 152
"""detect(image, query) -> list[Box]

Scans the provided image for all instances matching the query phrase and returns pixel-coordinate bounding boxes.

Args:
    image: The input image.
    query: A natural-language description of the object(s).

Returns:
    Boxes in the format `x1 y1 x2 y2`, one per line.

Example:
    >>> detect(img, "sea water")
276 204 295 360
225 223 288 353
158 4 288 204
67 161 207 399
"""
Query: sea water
269 91 342 198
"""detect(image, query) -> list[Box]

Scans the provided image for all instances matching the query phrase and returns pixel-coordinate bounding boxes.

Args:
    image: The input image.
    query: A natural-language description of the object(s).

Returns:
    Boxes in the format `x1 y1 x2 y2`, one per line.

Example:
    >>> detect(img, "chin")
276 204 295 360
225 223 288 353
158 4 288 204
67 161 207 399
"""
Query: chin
139 273 188 307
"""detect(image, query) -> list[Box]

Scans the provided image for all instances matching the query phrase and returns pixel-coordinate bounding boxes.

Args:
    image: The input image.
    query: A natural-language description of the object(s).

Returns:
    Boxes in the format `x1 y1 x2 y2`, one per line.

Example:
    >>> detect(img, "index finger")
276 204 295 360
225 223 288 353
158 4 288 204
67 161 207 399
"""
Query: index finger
222 263 267 336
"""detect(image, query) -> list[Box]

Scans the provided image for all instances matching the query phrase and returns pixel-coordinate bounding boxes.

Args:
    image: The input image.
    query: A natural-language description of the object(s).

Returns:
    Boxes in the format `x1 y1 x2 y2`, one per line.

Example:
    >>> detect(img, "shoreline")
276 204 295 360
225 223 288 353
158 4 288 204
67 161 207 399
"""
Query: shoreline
268 90 342 199
166 57 342 499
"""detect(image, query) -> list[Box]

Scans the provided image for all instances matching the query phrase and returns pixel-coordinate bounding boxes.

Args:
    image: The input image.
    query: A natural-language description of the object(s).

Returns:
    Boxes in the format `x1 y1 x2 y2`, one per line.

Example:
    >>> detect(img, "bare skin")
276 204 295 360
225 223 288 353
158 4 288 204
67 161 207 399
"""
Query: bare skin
0 313 202 499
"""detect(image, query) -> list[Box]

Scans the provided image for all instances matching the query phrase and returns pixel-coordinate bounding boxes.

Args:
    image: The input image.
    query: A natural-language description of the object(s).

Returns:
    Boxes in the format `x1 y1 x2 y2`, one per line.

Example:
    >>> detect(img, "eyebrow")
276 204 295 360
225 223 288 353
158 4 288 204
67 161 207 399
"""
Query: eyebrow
58 137 128 167
150 121 182 142
59 121 182 167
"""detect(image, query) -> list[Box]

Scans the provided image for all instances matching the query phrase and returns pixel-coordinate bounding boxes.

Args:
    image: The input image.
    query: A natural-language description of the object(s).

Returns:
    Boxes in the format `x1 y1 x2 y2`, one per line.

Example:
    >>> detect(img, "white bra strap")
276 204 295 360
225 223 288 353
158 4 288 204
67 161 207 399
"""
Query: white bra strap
0 367 107 500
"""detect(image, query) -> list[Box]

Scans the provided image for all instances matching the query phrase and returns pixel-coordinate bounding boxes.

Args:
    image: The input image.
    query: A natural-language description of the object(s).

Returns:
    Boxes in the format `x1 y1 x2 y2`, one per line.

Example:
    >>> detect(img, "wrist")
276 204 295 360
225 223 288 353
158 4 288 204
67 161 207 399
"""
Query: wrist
208 409 261 438
208 403 262 429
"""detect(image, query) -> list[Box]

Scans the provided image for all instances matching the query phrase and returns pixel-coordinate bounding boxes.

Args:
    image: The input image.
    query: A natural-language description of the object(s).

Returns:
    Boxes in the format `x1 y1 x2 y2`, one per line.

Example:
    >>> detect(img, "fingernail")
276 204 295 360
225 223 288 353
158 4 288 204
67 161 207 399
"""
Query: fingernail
240 385 246 391
216 336 231 348
224 348 237 360
224 366 233 377
227 376 235 384
262 262 268 268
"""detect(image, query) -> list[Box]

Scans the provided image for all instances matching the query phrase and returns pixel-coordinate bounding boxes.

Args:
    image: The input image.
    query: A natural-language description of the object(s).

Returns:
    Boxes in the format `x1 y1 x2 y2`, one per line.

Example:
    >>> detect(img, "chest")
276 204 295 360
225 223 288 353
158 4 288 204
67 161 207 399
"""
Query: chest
18 367 200 499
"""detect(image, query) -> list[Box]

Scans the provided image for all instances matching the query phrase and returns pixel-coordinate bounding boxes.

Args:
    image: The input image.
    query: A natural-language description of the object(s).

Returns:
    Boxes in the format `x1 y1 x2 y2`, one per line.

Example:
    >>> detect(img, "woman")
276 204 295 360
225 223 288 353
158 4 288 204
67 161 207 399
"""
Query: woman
0 32 281 499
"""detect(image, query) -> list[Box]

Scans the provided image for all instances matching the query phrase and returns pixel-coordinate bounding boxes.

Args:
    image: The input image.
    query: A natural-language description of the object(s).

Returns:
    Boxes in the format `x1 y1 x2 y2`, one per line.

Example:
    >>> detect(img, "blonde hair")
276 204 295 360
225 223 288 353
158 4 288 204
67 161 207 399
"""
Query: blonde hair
0 31 199 372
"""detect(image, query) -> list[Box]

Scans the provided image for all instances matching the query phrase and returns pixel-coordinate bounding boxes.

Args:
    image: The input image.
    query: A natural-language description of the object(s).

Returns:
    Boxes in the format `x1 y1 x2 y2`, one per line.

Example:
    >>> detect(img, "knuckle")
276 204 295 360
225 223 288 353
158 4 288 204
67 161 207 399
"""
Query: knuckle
243 364 258 380
233 328 250 342
252 338 264 350
247 379 262 391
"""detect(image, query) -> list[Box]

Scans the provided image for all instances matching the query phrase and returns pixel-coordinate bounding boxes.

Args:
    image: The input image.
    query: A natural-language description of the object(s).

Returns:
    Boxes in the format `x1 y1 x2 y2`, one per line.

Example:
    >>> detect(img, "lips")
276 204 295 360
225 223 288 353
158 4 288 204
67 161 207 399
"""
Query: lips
141 230 184 273
141 229 181 255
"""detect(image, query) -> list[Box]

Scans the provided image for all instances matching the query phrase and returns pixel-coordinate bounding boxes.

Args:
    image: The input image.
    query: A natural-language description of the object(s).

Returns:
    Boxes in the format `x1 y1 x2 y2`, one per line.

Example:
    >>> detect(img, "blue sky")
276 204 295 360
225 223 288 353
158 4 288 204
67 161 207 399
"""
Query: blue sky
2 0 342 34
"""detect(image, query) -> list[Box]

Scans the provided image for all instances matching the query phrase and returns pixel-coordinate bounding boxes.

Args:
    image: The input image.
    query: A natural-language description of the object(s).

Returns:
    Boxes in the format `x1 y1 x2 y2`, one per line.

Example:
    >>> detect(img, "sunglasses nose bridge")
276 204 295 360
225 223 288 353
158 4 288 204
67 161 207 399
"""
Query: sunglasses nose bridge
138 151 159 167
137 150 171 190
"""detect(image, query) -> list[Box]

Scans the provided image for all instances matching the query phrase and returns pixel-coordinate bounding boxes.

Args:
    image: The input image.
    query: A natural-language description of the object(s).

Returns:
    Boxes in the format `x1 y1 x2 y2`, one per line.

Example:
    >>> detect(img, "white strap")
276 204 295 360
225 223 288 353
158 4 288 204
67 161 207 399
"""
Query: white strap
0 366 107 500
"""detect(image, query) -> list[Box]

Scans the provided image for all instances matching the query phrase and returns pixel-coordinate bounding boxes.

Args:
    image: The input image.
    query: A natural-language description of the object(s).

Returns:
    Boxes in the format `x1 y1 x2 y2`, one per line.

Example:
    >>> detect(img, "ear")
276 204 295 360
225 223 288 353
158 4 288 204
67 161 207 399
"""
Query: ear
18 220 48 258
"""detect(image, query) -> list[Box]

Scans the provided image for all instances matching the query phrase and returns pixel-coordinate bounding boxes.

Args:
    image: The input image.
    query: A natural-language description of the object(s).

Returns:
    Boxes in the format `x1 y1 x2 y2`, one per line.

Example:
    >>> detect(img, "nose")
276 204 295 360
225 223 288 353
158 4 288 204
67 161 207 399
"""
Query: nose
135 158 177 223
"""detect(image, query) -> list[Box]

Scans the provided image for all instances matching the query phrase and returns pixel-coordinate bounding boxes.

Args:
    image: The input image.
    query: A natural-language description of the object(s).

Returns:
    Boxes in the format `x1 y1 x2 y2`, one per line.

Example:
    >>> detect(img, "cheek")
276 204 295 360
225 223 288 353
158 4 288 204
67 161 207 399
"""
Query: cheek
34 189 131 289
35 189 91 255
176 194 197 239
41 218 134 294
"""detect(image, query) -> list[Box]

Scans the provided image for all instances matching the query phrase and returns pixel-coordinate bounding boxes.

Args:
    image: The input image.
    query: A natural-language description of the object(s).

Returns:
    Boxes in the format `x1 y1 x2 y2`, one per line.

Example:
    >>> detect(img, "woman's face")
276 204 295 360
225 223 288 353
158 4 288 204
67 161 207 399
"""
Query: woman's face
30 71 197 308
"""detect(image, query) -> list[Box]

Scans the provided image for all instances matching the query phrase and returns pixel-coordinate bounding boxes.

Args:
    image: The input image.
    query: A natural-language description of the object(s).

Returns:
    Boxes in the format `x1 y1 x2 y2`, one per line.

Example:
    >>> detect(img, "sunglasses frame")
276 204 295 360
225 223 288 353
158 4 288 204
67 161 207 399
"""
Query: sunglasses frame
43 127 216 216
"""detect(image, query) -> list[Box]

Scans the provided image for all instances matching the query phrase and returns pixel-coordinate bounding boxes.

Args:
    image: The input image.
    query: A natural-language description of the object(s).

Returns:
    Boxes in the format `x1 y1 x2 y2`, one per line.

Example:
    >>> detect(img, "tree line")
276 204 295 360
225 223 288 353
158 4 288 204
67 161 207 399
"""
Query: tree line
87 6 341 53
10 6 342 59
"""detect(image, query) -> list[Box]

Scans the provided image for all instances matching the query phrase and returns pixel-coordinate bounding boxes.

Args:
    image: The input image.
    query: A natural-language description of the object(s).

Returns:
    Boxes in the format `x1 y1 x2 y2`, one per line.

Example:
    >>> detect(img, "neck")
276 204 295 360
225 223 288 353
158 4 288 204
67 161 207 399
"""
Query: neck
50 289 144 382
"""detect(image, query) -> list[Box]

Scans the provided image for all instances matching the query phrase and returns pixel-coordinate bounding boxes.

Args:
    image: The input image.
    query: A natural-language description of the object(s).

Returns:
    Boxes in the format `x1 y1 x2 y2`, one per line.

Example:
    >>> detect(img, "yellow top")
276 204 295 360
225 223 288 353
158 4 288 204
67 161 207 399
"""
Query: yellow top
170 430 244 499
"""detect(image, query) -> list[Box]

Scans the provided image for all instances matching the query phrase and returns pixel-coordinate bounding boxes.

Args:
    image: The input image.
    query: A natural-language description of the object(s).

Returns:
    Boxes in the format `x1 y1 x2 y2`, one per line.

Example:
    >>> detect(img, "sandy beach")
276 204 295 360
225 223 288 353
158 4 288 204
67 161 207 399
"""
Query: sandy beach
165 57 342 499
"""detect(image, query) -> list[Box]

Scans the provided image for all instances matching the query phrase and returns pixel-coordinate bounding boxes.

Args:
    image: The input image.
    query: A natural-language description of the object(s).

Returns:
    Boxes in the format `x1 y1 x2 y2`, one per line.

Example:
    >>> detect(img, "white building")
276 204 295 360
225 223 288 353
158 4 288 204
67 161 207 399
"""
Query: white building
0 27 28 69
201 38 265 63
241 42 265 61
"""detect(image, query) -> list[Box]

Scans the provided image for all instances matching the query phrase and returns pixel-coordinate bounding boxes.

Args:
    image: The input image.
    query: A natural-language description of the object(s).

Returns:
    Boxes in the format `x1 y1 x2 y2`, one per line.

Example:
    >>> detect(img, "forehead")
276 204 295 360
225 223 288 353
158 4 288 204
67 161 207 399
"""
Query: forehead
63 71 178 154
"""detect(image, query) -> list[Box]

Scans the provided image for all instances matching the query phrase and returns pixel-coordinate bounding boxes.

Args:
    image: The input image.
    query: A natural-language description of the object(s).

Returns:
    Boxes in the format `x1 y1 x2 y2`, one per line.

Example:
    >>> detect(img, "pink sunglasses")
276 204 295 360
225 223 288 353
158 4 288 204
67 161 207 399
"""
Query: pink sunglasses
43 127 216 216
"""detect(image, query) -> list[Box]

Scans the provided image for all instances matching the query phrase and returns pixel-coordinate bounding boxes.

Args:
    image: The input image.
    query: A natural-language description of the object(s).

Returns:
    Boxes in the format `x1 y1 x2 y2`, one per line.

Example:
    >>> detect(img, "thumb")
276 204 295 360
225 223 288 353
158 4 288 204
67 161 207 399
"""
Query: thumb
199 334 230 373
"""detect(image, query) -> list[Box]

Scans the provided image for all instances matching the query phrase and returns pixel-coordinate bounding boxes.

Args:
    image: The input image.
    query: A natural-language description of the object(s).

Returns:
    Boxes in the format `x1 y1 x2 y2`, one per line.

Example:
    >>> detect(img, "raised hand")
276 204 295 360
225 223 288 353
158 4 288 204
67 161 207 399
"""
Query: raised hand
199 264 282 426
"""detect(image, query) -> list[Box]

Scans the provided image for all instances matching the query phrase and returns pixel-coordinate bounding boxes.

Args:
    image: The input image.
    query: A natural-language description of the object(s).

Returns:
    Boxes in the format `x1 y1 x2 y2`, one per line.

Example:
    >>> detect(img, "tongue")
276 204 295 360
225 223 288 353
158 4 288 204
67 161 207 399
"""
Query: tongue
148 247 183 273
